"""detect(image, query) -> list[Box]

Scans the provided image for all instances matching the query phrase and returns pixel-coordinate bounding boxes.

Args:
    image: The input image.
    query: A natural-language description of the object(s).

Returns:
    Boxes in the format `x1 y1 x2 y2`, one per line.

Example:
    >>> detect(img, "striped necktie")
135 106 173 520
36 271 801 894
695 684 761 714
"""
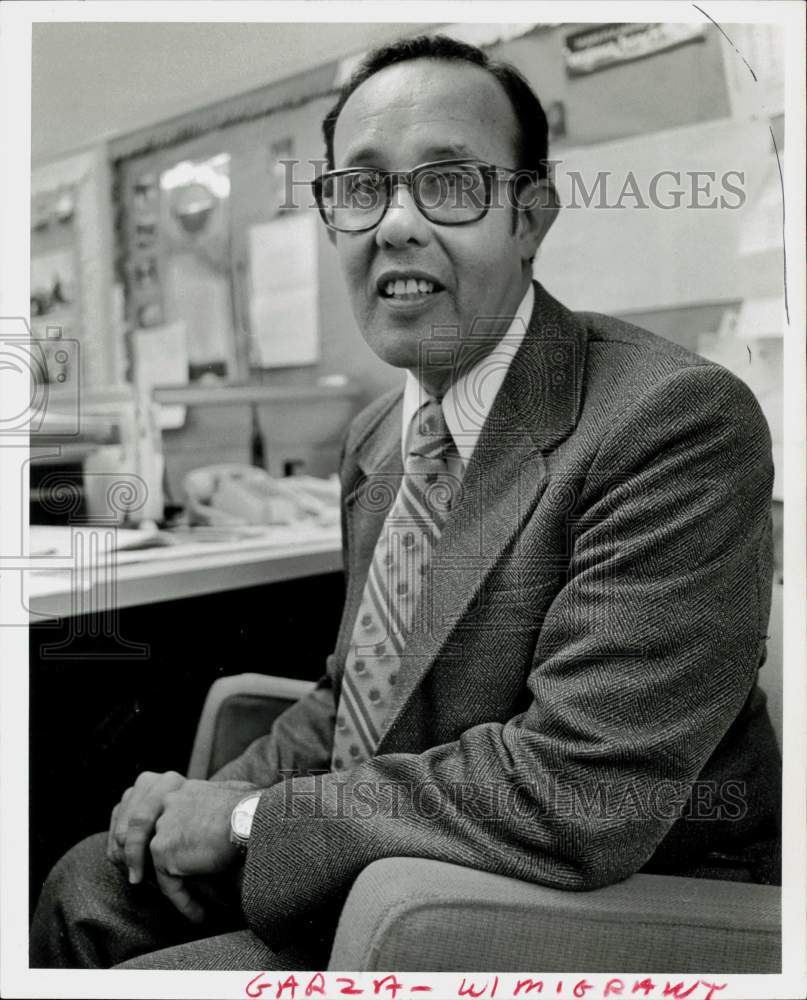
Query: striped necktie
332 397 458 772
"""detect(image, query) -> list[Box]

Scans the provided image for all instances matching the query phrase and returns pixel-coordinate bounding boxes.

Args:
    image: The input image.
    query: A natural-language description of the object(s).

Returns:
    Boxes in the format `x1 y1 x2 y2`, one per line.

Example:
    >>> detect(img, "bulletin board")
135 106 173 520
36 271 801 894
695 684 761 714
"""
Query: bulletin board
536 116 784 314
114 82 388 395
31 148 117 389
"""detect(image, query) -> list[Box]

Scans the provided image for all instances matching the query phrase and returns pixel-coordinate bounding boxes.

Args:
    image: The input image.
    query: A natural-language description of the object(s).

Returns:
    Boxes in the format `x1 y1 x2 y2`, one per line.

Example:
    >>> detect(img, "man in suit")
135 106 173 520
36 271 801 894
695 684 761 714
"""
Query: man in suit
31 34 780 969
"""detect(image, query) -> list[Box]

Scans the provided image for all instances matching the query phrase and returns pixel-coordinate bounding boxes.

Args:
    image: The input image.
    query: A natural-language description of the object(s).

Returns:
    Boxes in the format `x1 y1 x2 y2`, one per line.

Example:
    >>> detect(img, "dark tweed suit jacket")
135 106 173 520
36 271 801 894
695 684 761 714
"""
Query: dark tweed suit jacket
216 281 781 951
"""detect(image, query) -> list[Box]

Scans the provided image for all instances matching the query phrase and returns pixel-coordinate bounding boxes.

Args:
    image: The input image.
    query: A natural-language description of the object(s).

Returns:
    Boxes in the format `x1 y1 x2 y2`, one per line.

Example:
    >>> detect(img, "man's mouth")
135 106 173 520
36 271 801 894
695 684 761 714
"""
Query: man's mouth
377 276 445 301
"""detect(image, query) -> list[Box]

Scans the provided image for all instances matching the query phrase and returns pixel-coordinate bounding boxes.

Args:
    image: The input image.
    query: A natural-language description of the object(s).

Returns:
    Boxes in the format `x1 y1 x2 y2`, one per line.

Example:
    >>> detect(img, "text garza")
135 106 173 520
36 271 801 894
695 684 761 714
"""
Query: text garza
243 972 728 999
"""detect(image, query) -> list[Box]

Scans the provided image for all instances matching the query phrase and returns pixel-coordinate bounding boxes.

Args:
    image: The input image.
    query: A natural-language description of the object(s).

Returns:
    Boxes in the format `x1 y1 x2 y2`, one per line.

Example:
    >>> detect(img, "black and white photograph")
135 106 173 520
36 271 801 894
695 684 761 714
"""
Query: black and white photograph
0 3 804 998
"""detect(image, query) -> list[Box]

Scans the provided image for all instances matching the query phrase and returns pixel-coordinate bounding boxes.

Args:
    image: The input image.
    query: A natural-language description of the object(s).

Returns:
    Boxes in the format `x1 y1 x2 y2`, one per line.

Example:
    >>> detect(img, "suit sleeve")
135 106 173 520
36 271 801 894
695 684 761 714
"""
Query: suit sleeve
239 364 774 949
209 674 336 785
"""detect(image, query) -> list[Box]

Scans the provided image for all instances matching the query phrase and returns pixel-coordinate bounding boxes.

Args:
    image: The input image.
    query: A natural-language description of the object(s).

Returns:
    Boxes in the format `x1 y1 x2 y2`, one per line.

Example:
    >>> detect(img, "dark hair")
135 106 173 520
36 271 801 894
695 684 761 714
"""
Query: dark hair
322 34 550 180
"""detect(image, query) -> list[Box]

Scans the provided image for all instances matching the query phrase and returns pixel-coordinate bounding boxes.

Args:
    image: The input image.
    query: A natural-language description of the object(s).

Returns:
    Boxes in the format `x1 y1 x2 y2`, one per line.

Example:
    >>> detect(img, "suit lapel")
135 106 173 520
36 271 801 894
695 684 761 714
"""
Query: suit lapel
378 282 589 743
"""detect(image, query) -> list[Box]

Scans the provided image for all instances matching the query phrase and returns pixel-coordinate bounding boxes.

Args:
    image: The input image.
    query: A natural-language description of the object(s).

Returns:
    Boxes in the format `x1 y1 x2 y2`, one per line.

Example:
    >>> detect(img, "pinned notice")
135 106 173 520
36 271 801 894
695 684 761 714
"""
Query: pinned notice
131 319 189 429
248 214 319 368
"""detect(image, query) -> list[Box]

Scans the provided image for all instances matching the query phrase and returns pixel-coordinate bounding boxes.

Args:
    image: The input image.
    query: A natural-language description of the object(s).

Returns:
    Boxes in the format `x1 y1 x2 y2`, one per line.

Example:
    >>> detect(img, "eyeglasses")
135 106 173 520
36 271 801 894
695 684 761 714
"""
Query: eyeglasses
312 158 522 234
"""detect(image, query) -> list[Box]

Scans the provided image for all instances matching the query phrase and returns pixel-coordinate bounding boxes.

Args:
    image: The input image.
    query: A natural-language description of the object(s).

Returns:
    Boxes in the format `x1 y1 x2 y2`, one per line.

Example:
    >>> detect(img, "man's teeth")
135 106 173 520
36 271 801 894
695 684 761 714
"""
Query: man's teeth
384 278 436 297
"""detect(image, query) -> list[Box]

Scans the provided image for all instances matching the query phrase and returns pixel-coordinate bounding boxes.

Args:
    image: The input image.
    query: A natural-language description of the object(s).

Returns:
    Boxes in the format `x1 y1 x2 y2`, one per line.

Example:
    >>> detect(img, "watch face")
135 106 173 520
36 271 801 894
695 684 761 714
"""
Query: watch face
232 793 260 841
233 809 251 839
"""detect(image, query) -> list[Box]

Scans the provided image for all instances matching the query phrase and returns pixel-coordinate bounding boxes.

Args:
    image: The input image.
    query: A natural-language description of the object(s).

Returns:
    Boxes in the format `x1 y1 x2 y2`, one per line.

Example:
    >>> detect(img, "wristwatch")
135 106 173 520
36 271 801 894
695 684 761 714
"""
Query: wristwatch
230 792 261 850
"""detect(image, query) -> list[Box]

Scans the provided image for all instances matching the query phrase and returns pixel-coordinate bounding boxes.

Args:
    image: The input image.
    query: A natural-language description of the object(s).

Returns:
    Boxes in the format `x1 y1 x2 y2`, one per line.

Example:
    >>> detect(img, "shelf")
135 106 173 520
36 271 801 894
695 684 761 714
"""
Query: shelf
152 382 360 407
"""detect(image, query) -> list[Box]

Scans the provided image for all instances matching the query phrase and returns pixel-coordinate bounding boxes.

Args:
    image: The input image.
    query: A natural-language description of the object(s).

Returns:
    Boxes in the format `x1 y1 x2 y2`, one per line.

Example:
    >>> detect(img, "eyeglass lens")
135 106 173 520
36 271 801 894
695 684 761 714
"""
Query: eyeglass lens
319 163 490 231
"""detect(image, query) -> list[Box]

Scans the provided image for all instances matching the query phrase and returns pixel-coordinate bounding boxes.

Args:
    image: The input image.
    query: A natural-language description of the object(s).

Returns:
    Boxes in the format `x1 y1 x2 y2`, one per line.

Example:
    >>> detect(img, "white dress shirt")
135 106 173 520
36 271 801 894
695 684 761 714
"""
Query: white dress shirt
401 282 534 475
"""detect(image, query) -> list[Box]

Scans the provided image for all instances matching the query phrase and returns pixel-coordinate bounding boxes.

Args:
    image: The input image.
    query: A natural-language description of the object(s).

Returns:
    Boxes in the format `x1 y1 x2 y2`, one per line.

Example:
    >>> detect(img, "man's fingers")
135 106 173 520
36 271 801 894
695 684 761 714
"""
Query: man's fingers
123 821 152 884
119 772 185 883
113 786 134 850
110 787 134 865
107 804 121 863
154 869 206 924
116 772 179 839
129 772 185 837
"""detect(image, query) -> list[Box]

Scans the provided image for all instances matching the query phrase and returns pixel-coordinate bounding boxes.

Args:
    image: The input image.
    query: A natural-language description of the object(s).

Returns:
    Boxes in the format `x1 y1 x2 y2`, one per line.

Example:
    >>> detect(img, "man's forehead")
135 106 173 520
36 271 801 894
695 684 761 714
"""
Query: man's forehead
333 58 517 165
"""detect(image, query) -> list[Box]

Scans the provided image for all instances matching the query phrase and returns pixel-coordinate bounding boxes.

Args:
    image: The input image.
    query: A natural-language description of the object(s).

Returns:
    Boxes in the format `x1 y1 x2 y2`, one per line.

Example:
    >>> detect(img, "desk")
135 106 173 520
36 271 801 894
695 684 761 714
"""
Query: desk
29 526 343 620
29 527 345 902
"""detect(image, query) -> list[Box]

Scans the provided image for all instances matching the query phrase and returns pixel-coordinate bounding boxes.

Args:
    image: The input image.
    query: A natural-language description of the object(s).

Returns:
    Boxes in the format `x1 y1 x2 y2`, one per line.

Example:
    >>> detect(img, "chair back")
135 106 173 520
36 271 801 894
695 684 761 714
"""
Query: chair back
758 582 783 750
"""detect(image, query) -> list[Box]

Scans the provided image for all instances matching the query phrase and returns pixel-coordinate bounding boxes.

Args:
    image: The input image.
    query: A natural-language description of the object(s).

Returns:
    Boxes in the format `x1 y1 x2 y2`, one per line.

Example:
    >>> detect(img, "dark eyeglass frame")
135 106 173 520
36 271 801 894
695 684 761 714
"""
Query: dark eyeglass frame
311 157 523 234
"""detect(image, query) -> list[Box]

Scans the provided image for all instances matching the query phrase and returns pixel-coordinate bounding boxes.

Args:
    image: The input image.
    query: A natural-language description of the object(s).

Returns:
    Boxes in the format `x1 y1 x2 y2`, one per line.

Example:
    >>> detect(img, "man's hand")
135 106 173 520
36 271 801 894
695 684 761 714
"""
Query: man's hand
106 770 186 885
148 780 254 921
106 772 258 923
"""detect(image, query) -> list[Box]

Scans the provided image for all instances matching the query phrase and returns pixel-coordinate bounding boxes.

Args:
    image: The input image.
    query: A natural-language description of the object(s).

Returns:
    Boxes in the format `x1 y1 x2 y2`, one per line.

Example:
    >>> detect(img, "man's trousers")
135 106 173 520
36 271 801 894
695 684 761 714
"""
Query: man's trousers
29 832 326 970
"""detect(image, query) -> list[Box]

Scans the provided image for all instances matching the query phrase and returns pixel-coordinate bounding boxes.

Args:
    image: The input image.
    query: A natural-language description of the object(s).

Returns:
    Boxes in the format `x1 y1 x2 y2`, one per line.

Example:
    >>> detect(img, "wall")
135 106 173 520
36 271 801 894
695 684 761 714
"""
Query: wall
112 22 783 399
33 22 785 495
492 23 731 146
32 22 432 164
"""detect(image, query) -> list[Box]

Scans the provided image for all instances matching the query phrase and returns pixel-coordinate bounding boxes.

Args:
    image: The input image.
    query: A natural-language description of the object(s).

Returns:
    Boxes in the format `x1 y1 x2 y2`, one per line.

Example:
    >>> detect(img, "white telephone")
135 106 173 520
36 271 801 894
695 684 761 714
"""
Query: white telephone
182 464 339 527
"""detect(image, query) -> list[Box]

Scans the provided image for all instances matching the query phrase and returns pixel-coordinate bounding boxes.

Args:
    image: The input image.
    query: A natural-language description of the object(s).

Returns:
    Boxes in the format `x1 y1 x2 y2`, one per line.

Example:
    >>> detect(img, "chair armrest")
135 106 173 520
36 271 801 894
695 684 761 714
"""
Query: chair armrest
188 673 315 779
329 857 780 973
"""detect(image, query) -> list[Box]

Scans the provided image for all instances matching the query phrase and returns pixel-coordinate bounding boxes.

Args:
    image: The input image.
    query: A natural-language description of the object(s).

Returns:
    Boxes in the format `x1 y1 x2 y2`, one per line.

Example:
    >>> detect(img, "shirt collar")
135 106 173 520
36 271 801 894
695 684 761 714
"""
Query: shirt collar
402 282 534 469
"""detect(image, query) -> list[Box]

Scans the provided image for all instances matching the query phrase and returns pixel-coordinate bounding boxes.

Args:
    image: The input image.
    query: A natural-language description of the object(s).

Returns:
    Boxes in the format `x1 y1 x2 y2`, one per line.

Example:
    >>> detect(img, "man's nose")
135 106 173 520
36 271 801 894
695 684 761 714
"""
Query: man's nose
375 183 432 250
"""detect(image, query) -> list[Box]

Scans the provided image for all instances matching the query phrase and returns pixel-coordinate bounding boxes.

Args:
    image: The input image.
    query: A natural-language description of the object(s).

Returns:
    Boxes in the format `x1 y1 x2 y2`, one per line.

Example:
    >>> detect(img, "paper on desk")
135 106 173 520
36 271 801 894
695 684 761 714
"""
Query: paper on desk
29 524 164 556
110 523 338 565
247 214 319 368
27 571 90 600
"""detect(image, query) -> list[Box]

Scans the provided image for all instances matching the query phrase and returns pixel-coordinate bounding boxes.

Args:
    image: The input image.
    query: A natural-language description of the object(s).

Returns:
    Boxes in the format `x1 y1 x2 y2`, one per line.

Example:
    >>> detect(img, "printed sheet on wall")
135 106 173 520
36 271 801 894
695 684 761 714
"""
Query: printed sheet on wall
247 213 319 368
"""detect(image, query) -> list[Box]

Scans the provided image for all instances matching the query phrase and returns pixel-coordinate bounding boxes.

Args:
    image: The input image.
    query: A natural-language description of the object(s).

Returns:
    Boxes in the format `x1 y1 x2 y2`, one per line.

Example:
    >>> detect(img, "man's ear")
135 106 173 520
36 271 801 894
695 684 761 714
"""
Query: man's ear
515 178 559 262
